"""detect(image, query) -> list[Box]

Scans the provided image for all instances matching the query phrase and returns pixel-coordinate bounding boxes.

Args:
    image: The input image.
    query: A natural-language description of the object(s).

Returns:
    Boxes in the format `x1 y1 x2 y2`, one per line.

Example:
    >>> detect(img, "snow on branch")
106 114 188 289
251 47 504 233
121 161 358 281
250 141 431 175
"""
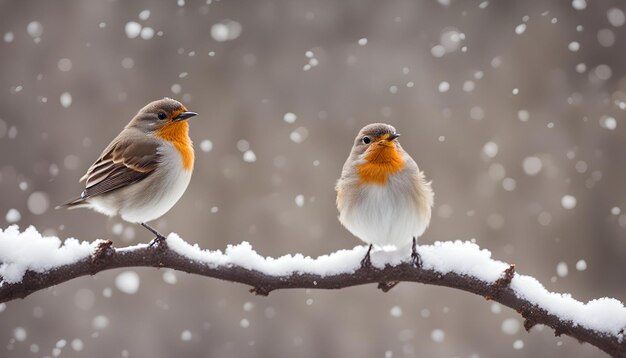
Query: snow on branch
1 226 625 356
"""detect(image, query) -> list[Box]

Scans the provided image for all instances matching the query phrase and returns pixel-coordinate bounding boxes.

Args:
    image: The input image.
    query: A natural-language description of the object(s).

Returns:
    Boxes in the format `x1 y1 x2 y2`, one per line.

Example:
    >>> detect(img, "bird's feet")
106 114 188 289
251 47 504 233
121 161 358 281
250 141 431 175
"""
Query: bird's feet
148 234 167 249
361 244 373 269
141 223 168 248
411 237 422 268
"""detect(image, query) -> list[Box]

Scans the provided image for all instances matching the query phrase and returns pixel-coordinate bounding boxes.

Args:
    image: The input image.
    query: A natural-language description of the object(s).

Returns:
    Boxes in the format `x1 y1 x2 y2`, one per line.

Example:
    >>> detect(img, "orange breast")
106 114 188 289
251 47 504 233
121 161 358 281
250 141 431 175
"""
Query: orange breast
155 121 194 171
357 144 405 184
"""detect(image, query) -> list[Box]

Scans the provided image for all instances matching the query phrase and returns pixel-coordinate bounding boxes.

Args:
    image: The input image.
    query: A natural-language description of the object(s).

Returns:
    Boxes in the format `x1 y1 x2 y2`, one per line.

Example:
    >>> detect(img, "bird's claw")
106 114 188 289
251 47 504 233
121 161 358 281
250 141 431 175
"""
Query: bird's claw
411 251 422 268
141 223 168 248
411 237 422 268
361 244 373 269
148 234 167 249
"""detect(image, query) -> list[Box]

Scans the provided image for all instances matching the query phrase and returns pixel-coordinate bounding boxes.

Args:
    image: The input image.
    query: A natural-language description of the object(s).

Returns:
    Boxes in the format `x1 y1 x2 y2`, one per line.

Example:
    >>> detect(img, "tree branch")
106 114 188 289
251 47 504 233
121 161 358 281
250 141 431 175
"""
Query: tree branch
1 238 625 357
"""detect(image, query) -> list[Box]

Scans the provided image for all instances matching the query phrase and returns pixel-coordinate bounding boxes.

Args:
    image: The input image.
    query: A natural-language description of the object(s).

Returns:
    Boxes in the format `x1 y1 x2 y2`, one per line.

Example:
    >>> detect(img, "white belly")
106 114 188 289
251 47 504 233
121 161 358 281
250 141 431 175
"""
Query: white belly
88 144 192 224
118 168 192 223
339 177 427 248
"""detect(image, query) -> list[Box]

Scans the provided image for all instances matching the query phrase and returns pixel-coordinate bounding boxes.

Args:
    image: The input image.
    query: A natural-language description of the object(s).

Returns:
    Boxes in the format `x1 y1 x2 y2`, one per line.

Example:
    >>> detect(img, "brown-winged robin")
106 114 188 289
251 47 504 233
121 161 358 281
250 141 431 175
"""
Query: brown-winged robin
58 98 198 241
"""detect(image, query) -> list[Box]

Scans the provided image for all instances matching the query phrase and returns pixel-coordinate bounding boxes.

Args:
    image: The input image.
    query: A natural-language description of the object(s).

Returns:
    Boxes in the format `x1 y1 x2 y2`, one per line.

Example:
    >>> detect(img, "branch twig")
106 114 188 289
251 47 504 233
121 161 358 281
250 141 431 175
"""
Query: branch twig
0 239 624 357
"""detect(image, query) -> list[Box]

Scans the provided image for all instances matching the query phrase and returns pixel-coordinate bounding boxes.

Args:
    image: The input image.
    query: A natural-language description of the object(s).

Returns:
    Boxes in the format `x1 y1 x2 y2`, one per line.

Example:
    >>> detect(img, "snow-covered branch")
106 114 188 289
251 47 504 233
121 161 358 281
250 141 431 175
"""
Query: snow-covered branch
1 226 625 356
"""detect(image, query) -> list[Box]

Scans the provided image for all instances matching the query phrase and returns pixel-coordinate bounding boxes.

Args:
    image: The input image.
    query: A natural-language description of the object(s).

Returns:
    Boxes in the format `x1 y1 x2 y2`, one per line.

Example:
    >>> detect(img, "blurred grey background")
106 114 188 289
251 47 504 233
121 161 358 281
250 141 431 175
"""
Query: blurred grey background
1 0 625 357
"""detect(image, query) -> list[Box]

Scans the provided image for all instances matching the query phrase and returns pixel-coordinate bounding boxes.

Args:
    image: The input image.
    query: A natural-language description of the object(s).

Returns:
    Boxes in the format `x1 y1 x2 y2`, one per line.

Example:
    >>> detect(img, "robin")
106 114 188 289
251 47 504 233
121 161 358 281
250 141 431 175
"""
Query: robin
336 123 433 268
57 98 198 241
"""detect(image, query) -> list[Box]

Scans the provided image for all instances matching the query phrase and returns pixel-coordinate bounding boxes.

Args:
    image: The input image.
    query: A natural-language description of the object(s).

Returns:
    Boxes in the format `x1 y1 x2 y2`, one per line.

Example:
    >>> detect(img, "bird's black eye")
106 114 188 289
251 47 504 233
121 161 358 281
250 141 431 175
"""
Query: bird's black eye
157 112 167 120
362 136 371 144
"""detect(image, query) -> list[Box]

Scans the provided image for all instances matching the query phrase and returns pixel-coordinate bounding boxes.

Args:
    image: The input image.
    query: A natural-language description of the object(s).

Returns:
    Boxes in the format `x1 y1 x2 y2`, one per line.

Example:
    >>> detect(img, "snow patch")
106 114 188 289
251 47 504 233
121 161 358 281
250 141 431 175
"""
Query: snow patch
0 226 97 283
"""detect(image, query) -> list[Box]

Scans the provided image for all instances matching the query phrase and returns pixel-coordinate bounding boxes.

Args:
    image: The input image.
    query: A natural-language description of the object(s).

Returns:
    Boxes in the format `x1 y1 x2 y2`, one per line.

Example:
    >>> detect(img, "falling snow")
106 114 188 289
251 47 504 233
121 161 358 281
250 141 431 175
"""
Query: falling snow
482 141 498 158
140 27 155 40
556 262 568 277
522 157 542 176
3 32 14 43
515 24 527 35
60 92 72 108
138 10 151 21
162 270 177 284
283 112 297 123
501 318 520 335
200 139 213 153
92 315 109 330
561 195 577 210
26 21 43 39
600 116 617 130
294 195 305 208
13 327 27 342
243 150 256 163
27 191 49 215
598 29 615 47
181 330 192 341
121 57 134 69
124 22 142 39
517 110 530 122
595 64 612 80
390 306 402 317
71 339 84 351
438 81 450 93
502 178 516 191
572 0 587 10
115 271 140 294
210 20 242 42
289 127 308 144
431 45 445 58
607 8 625 27
237 140 249 152
5 209 21 223
57 58 72 72
430 329 445 342
568 41 580 52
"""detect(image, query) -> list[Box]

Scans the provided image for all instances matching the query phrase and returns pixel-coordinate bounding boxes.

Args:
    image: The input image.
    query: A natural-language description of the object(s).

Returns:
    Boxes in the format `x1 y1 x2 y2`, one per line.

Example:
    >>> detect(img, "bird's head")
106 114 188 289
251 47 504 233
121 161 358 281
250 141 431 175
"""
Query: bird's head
128 97 198 134
351 123 405 184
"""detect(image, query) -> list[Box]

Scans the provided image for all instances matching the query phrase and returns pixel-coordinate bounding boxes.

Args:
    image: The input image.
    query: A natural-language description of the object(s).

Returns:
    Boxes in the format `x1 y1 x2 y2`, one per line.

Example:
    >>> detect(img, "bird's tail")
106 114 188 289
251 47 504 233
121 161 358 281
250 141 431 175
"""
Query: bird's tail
55 197 89 210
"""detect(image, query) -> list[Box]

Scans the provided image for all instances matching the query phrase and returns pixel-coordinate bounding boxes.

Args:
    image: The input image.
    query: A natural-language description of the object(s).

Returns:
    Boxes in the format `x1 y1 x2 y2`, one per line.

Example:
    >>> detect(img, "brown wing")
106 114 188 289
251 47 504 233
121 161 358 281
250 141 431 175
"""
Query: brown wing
79 133 161 199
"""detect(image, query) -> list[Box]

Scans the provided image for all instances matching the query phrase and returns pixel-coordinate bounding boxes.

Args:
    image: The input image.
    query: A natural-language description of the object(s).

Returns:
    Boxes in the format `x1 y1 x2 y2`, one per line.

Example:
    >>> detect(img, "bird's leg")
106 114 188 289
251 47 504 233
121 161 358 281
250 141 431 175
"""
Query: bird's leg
141 223 167 247
361 244 373 269
411 237 422 268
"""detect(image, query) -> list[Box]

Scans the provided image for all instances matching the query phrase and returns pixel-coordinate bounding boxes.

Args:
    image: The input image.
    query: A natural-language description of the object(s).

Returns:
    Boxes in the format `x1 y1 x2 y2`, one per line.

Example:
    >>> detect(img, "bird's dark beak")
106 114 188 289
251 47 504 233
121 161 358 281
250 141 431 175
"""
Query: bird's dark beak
173 111 198 122
387 133 400 141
